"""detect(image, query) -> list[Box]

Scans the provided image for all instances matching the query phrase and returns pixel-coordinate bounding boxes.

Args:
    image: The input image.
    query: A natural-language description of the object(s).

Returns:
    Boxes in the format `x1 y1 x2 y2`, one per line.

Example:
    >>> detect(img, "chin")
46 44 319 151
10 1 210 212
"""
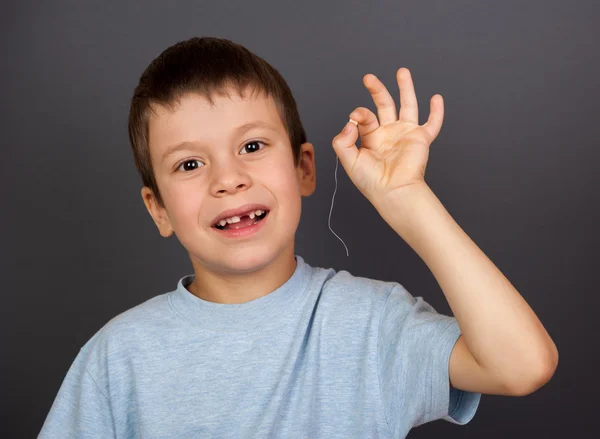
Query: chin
229 254 269 272
213 247 278 274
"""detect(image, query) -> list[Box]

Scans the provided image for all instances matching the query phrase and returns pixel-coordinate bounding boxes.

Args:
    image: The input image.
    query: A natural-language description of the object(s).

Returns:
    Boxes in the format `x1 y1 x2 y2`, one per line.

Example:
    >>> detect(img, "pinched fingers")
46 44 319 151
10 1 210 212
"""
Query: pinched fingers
348 107 379 138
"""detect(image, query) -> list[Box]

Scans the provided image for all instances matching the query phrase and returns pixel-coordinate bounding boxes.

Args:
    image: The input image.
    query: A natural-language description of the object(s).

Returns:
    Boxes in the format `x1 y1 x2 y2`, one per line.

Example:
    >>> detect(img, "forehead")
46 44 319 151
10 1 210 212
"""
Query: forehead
148 87 284 159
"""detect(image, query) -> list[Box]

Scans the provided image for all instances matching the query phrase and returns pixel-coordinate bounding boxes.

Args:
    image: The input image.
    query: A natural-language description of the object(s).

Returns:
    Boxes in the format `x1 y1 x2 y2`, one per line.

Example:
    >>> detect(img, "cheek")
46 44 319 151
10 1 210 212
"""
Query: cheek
164 183 206 220
267 168 301 198
261 155 301 191
268 170 302 219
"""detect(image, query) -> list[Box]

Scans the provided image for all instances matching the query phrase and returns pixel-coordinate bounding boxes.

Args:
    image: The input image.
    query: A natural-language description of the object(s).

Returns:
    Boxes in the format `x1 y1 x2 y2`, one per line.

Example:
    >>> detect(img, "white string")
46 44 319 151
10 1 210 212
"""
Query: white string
328 155 349 256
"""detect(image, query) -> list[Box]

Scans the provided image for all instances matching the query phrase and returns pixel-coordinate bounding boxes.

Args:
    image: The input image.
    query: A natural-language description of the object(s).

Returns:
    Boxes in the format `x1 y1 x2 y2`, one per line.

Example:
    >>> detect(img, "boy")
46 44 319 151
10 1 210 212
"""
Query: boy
39 37 558 438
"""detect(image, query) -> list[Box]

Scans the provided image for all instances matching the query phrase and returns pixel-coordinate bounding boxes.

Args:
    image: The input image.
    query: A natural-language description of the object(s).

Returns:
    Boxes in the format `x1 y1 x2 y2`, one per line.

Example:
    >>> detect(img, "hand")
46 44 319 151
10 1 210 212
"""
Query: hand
332 68 444 202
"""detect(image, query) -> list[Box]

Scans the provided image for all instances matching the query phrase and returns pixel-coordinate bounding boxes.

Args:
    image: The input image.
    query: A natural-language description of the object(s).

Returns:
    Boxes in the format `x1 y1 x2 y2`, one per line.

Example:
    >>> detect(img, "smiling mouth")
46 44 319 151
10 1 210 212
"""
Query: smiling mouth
213 210 269 230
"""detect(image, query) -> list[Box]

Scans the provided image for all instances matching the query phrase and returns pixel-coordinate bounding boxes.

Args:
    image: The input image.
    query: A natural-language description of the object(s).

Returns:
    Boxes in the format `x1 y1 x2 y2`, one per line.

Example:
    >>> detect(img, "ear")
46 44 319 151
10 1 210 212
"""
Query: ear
297 142 316 196
141 187 174 237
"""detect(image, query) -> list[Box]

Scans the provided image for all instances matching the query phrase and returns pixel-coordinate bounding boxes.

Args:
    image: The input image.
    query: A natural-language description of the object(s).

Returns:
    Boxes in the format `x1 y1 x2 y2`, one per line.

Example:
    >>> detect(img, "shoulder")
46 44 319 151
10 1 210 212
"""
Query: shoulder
307 261 448 330
310 264 399 321
322 267 394 298
78 293 172 363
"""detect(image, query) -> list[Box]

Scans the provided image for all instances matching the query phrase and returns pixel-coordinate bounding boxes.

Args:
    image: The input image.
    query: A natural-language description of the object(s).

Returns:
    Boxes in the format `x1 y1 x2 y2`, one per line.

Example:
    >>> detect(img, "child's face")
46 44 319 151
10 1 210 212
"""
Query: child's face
142 87 315 274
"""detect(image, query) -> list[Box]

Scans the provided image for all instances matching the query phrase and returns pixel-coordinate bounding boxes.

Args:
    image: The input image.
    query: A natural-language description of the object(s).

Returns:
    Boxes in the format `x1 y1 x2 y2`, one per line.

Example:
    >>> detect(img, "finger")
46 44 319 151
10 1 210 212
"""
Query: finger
423 94 444 141
348 107 379 138
397 68 419 124
332 119 360 175
363 74 398 126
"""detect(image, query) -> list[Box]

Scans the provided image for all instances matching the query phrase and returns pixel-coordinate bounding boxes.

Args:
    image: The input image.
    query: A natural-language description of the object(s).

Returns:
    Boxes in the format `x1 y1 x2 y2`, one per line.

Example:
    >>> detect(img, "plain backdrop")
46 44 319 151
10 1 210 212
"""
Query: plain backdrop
1 0 598 437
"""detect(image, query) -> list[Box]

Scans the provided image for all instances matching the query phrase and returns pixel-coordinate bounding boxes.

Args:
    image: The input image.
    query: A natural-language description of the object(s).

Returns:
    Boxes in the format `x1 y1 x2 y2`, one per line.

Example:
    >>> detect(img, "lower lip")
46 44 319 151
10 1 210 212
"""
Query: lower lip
211 211 270 239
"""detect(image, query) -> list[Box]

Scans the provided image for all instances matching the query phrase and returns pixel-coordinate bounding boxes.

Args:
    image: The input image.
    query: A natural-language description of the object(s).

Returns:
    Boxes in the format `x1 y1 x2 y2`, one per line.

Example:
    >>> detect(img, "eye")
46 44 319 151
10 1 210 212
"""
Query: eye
240 140 266 154
175 159 203 173
174 141 266 173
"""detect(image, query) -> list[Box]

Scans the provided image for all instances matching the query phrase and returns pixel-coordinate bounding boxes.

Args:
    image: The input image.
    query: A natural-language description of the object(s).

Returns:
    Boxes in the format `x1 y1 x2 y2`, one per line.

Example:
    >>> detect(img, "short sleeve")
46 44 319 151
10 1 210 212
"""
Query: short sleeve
38 345 116 438
377 284 481 434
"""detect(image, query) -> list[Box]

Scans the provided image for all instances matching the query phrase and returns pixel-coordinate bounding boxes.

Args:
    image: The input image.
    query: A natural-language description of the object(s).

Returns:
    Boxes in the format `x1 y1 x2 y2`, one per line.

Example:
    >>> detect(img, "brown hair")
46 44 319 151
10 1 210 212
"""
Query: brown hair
128 37 307 208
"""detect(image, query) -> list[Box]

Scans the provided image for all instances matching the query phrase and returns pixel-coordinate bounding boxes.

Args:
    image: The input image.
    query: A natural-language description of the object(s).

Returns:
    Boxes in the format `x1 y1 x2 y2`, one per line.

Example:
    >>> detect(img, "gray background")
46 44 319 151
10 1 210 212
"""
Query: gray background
1 0 597 437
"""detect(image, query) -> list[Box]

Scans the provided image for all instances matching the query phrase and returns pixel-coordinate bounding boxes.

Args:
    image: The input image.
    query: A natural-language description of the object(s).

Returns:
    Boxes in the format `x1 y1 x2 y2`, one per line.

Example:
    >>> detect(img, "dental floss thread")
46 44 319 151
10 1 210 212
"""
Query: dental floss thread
328 118 359 257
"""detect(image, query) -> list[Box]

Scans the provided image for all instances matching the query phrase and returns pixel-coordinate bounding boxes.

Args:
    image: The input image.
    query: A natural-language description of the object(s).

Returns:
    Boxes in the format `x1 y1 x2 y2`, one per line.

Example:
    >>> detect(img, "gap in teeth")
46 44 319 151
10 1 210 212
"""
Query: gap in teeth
218 209 266 227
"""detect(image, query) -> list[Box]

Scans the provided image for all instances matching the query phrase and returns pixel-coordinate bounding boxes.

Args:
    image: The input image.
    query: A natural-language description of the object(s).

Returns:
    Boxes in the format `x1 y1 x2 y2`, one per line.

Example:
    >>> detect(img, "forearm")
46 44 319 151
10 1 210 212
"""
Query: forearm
375 183 558 383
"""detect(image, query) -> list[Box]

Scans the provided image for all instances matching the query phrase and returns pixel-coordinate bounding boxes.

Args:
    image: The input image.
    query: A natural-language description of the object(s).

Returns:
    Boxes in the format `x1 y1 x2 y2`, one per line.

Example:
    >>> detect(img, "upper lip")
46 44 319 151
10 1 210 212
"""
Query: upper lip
211 203 270 226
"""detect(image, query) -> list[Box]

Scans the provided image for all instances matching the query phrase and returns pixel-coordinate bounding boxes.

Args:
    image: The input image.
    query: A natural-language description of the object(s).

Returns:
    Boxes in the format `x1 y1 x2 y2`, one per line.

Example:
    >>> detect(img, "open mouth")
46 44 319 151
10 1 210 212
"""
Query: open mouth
213 210 269 231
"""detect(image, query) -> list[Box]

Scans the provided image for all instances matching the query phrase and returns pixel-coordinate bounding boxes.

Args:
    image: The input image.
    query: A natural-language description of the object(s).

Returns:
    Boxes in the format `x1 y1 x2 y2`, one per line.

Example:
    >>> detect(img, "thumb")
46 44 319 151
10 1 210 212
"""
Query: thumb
332 119 359 174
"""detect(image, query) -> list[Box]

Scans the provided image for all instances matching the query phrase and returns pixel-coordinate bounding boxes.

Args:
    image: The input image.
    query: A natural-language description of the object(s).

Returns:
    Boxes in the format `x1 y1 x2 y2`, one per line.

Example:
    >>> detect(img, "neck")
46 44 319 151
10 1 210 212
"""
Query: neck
187 248 297 304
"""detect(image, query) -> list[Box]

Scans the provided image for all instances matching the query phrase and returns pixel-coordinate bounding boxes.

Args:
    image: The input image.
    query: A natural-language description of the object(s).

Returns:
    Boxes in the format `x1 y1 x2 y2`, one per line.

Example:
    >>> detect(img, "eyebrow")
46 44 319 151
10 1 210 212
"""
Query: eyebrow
161 121 278 163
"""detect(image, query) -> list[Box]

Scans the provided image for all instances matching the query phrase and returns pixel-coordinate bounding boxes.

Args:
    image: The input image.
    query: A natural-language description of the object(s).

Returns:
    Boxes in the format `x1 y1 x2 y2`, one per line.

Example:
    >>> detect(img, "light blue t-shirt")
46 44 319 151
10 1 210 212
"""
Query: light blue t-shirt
39 255 481 438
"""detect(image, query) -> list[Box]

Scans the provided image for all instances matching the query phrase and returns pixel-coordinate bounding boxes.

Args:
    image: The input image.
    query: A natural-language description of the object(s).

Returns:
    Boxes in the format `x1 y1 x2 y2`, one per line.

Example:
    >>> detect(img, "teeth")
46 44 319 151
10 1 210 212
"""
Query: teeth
217 209 266 227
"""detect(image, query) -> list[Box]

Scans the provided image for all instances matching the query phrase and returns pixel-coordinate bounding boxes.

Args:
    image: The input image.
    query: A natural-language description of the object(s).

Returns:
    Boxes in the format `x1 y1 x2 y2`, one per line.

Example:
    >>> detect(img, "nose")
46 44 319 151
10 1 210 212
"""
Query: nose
209 157 252 196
